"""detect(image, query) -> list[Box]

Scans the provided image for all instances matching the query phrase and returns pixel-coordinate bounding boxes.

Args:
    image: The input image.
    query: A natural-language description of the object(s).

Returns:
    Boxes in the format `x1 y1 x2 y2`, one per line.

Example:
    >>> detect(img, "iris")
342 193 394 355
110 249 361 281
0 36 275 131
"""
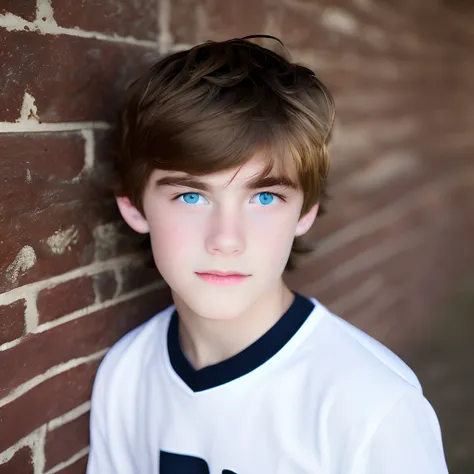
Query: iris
181 193 200 204
258 192 274 205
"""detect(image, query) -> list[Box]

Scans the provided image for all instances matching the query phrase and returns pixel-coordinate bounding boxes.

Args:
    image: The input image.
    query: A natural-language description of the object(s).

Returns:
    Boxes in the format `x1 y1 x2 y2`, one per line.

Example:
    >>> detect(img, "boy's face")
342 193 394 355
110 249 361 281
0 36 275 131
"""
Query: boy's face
117 153 318 321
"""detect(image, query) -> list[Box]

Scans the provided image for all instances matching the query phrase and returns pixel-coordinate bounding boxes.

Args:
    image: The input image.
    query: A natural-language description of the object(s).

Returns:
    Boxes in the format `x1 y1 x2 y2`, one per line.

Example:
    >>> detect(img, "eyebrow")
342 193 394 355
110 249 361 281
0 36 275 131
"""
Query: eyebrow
155 174 298 192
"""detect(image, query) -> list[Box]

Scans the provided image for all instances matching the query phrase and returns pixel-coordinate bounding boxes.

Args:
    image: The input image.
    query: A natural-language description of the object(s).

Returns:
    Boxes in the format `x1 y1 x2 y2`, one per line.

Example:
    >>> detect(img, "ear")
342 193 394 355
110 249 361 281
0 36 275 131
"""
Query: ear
116 196 150 234
295 203 319 237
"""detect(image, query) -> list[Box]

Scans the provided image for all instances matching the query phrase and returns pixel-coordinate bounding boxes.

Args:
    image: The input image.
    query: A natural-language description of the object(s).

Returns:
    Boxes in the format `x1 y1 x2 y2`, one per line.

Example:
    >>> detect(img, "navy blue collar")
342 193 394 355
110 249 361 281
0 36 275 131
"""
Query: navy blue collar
167 292 315 392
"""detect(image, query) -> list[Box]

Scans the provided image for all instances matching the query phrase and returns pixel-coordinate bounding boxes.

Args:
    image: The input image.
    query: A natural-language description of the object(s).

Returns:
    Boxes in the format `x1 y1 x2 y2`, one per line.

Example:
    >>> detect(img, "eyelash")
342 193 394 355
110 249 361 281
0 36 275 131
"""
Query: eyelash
171 191 287 203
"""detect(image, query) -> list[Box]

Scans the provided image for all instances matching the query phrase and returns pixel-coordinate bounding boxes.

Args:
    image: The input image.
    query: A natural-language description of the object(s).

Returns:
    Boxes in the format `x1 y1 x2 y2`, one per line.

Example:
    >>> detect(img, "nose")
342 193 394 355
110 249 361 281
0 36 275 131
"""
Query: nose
205 205 245 256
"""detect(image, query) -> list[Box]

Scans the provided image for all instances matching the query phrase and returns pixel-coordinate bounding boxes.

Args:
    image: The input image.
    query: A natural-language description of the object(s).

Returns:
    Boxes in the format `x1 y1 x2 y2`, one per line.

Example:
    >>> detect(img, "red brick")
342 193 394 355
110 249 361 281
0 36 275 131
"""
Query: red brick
298 202 474 349
0 201 122 293
170 0 267 44
92 270 118 303
50 0 158 41
91 128 147 260
297 246 423 346
0 300 26 345
93 128 123 198
45 413 90 471
303 148 474 255
0 30 158 122
0 131 88 292
0 132 141 293
363 162 473 222
0 446 34 474
307 243 422 313
286 199 428 290
0 132 86 208
120 261 161 294
0 0 37 21
0 288 171 397
279 5 335 51
169 0 197 44
277 3 407 60
37 277 96 324
54 455 88 474
0 360 100 453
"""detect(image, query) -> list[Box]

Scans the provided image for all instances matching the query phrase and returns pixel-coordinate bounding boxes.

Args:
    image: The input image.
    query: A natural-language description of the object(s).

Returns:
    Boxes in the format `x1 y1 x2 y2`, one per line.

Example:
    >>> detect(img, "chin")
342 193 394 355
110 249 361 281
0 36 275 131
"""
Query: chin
180 290 255 321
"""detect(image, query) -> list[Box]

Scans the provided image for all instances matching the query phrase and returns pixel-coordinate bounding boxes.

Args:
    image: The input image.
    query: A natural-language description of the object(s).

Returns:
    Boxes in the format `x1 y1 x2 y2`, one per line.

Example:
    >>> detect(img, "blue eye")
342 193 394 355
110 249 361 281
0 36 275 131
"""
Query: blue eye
178 192 204 204
256 192 275 205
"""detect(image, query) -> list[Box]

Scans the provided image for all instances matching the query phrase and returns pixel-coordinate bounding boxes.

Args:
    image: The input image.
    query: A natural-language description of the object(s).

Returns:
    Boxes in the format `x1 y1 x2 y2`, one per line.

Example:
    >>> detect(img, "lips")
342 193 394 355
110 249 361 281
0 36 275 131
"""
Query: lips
197 270 249 277
195 271 250 286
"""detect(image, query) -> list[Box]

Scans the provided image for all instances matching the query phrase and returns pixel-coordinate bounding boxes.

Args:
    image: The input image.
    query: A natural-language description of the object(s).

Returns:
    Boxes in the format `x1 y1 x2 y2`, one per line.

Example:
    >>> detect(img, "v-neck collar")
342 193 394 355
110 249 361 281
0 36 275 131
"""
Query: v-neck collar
167 292 315 392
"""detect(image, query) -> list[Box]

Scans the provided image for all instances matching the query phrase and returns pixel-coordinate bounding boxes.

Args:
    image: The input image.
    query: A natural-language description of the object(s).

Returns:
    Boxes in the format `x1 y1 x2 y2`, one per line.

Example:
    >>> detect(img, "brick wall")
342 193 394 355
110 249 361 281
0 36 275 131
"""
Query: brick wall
1 0 473 472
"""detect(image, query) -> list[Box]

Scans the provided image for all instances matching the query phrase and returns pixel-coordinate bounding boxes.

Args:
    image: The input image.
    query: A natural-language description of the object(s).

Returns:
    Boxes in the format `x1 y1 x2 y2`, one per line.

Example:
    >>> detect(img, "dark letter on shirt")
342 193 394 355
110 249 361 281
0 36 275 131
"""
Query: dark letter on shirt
160 451 237 474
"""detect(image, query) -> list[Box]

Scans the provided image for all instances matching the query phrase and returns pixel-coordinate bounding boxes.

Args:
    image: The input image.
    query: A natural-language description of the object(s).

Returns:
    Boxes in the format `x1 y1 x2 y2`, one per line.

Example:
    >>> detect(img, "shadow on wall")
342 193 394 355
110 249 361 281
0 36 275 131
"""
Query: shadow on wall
404 273 474 474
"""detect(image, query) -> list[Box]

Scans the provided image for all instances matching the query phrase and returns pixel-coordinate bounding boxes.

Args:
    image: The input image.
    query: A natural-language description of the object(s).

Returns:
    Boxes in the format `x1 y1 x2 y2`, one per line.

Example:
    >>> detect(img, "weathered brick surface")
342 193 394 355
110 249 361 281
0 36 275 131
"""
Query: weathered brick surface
0 300 26 345
0 132 141 293
0 131 83 294
0 446 34 474
0 0 36 21
54 455 88 474
170 0 267 44
0 132 86 217
119 261 161 294
0 360 100 453
0 131 96 292
403 272 474 469
37 277 96 324
1 199 122 293
302 178 474 322
0 288 171 397
92 270 118 303
290 169 474 291
50 0 158 40
45 412 90 470
93 129 121 194
0 30 158 122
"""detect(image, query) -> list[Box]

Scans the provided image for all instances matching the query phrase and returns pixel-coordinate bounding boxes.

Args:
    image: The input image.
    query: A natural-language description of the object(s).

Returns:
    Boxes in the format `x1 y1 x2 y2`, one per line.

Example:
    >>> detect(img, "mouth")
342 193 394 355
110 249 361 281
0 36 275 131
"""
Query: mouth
198 270 249 277
195 271 251 286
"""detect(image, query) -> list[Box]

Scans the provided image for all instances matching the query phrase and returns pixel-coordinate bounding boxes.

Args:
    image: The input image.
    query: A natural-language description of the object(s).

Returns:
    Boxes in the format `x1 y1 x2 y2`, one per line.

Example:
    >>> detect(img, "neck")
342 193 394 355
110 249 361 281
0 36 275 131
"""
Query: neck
172 281 295 370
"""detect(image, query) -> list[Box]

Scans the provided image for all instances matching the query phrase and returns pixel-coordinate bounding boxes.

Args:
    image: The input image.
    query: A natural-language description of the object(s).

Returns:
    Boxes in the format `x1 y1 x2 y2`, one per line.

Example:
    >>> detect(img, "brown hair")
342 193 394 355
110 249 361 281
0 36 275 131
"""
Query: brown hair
116 35 336 270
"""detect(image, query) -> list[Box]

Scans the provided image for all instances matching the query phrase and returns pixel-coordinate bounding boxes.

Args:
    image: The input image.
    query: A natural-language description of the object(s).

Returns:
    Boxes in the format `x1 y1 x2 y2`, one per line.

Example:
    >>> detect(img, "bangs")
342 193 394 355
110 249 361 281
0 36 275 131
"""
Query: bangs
142 116 302 186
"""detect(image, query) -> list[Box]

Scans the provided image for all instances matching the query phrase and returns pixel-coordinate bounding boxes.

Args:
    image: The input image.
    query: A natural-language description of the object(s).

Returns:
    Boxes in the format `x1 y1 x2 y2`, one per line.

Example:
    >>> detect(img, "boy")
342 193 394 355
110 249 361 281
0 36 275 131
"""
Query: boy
87 36 449 473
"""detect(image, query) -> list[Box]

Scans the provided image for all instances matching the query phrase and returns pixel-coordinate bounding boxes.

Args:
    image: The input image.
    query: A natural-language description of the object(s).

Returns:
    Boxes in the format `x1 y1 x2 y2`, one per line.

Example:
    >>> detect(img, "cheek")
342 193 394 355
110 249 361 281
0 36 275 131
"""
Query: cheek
249 210 299 252
147 211 199 262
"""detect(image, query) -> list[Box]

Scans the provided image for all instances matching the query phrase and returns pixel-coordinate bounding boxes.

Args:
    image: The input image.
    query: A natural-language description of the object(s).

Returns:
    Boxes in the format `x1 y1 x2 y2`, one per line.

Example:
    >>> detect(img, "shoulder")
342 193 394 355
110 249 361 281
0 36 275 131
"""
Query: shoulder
91 303 174 399
302 298 425 431
306 298 421 391
324 306 420 388
292 298 447 472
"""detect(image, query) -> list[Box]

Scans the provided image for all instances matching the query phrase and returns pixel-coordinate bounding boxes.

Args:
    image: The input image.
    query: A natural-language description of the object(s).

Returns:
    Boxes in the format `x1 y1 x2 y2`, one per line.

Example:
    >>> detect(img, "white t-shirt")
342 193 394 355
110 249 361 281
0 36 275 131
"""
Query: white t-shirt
87 293 449 474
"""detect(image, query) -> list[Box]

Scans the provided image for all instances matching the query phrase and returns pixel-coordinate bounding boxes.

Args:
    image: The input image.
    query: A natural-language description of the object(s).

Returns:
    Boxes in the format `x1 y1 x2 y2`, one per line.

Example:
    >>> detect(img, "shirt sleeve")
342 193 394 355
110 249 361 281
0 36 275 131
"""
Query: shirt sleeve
86 362 117 474
349 389 450 474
